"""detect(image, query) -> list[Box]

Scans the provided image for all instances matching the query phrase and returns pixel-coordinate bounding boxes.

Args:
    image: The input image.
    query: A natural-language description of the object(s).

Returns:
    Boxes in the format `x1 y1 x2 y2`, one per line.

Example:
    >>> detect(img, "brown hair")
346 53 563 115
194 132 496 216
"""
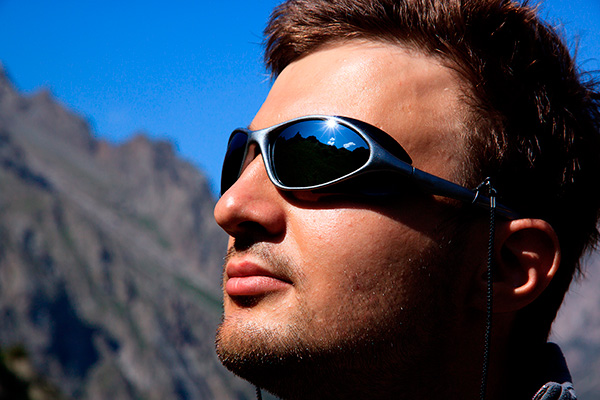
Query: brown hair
263 0 600 338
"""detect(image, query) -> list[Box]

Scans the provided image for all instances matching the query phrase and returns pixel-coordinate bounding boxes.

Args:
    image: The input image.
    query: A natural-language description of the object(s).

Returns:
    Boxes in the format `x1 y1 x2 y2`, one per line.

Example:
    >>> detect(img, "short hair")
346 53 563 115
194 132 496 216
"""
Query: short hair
263 0 600 339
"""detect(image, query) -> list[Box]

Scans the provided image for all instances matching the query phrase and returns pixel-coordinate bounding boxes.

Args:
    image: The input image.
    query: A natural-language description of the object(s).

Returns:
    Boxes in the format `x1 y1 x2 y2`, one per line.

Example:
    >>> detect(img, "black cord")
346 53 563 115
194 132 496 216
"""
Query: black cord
256 385 263 400
478 178 496 400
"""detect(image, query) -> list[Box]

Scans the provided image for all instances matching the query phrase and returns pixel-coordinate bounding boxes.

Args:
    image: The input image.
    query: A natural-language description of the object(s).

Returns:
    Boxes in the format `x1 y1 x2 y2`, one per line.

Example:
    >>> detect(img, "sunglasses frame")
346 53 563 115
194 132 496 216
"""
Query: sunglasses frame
222 115 518 219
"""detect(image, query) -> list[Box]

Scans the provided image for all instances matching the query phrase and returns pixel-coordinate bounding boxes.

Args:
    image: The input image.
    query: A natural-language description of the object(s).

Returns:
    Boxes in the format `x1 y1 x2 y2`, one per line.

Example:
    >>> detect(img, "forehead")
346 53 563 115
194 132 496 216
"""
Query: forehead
253 40 469 178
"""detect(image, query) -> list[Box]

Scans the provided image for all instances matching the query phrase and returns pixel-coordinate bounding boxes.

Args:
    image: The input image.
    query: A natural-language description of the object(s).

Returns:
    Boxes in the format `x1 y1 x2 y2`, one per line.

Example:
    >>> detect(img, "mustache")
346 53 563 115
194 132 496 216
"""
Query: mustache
223 240 301 283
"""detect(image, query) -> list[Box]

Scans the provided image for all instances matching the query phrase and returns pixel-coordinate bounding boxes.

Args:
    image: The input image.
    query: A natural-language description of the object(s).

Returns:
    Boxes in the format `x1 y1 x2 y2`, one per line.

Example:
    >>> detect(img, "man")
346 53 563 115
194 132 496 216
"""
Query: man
214 1 600 399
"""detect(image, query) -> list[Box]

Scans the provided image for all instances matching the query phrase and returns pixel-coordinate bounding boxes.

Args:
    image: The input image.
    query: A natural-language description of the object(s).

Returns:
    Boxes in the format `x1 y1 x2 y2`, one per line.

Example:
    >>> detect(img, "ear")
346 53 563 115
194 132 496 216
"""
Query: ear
476 218 561 313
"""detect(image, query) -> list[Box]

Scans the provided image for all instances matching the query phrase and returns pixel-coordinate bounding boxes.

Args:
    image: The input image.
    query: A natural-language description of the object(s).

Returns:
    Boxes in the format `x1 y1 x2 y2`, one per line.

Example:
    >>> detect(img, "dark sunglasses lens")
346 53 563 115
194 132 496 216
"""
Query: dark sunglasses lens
272 120 370 188
221 131 248 195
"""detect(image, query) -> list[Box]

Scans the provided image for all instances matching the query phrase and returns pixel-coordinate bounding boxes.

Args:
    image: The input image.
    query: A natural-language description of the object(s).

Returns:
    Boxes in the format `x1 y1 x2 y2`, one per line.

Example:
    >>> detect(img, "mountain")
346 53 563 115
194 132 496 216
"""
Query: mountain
0 64 255 399
551 255 600 398
0 63 598 400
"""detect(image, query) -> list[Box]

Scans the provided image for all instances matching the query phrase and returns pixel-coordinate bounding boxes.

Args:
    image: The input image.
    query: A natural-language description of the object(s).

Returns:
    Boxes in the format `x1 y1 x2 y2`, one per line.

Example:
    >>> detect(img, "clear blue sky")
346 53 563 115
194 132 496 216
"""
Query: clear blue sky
0 0 598 195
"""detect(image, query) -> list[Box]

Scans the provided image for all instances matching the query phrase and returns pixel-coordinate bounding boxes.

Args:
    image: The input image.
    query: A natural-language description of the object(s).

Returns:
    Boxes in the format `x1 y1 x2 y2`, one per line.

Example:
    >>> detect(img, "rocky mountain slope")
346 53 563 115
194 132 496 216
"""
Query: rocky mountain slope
551 255 600 398
0 65 254 399
0 63 597 399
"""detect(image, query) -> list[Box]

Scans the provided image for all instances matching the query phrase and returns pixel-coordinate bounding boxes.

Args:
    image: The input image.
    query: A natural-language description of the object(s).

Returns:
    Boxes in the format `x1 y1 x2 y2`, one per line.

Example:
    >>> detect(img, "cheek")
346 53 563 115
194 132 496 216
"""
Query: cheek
291 209 418 256
286 208 430 323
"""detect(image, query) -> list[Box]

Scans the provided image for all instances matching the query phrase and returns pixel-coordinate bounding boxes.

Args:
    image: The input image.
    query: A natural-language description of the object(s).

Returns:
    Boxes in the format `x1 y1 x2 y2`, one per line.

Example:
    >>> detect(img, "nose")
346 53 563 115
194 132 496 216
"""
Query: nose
214 155 287 239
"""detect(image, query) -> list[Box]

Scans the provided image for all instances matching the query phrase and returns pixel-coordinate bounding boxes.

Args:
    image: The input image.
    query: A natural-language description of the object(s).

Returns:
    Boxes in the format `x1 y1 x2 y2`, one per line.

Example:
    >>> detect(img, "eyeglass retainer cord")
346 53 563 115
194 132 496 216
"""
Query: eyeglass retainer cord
256 385 263 400
475 177 497 400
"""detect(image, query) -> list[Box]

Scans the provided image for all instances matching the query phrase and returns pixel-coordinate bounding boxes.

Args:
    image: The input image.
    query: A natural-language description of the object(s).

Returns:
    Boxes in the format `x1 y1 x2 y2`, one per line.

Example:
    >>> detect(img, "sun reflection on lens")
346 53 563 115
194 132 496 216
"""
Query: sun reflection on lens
319 118 341 147
325 118 339 130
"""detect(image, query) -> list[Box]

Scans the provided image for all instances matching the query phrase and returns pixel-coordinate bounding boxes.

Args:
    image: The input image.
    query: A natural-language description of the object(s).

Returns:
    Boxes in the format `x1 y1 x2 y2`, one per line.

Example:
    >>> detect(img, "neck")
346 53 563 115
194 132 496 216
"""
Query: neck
266 326 489 399
485 317 551 400
260 319 551 400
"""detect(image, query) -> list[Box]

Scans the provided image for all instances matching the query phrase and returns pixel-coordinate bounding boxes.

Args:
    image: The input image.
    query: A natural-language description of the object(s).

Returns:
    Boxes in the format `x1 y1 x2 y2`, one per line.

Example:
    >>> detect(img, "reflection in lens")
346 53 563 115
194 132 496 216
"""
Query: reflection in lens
220 131 248 195
273 120 369 187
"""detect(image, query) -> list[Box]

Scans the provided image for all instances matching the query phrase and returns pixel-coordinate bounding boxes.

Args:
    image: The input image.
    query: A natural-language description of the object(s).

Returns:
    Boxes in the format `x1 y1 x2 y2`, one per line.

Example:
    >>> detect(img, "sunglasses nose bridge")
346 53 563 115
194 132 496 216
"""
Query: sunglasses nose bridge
238 134 284 193
250 129 284 188
239 141 261 174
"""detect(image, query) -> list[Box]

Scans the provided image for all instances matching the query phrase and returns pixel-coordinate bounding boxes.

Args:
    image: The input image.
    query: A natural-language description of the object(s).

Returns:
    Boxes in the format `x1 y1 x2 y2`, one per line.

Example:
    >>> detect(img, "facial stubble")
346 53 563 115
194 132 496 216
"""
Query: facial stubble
215 234 464 398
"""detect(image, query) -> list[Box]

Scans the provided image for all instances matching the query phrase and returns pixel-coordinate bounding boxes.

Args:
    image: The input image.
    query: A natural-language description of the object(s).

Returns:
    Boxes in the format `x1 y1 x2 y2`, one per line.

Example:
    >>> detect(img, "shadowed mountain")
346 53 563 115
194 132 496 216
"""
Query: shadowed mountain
551 254 600 398
0 64 254 399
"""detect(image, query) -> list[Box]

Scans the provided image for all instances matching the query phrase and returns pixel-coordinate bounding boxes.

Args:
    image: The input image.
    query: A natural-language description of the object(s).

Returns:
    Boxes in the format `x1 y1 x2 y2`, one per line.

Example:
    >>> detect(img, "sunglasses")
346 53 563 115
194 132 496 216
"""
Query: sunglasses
221 115 517 219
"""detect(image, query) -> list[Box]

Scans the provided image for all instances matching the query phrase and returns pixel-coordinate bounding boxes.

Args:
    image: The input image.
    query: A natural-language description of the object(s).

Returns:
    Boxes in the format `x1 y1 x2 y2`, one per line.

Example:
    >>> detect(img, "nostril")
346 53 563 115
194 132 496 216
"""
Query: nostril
232 223 285 250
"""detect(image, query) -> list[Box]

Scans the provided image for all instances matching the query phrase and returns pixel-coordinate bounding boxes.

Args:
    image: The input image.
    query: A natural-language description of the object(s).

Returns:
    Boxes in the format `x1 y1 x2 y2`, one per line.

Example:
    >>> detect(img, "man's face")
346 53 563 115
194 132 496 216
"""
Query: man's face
214 41 476 396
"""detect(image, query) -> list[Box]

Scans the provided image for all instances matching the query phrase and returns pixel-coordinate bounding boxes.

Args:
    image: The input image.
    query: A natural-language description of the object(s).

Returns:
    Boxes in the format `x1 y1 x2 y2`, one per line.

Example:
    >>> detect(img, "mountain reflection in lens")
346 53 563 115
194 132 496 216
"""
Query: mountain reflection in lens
273 120 370 187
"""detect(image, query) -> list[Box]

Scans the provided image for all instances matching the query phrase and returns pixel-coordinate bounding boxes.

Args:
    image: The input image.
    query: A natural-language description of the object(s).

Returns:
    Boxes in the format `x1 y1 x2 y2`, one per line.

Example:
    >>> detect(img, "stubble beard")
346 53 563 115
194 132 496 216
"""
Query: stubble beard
215 237 464 399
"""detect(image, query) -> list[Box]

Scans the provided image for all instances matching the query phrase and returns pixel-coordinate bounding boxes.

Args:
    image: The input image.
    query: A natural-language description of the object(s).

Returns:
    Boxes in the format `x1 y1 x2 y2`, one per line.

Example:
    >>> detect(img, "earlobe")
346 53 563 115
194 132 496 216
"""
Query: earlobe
479 219 561 313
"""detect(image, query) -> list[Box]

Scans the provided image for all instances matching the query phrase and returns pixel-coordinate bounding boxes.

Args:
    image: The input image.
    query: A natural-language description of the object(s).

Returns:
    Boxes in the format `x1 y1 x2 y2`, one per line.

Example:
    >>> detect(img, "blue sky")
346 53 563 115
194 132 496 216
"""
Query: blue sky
0 0 598 195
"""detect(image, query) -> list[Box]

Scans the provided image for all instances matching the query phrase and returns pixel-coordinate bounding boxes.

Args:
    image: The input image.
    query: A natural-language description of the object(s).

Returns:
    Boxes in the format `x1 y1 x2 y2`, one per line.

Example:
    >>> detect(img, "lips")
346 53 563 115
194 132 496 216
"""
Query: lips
225 258 292 297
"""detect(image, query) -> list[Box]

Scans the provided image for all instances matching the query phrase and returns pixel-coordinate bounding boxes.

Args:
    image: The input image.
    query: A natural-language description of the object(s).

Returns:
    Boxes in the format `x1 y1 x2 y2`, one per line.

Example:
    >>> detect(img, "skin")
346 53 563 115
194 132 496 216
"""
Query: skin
214 41 492 399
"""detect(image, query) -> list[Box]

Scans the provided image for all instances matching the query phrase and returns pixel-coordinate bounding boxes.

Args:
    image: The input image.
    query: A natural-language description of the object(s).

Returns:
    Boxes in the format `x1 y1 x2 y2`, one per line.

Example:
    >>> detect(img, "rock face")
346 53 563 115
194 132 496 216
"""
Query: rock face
551 256 600 399
0 65 253 399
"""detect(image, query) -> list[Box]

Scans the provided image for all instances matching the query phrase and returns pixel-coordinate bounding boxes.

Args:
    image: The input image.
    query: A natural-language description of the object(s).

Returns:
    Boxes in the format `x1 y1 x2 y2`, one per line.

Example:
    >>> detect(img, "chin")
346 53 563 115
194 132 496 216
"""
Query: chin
215 310 429 400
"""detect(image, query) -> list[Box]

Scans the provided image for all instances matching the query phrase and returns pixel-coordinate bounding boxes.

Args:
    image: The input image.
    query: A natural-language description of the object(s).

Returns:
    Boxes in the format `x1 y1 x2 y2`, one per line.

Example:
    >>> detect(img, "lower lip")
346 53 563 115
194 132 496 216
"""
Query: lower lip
225 276 291 297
